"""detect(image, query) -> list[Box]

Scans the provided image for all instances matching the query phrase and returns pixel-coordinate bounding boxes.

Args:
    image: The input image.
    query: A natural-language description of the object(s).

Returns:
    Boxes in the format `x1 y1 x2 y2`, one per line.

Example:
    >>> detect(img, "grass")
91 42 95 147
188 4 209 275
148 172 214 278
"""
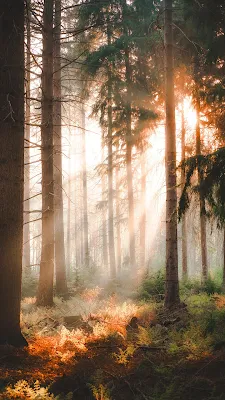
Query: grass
1 281 225 399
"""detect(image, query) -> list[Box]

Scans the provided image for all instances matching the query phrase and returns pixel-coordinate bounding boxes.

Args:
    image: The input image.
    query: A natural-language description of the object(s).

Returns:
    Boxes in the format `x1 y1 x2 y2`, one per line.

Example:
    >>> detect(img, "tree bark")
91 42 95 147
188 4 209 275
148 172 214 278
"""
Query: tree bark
140 149 146 271
107 22 116 279
81 101 90 268
53 0 68 296
181 100 188 278
115 145 122 273
24 0 31 273
37 0 55 307
67 105 72 271
195 87 208 282
0 0 27 346
101 140 109 271
125 47 136 271
164 0 180 307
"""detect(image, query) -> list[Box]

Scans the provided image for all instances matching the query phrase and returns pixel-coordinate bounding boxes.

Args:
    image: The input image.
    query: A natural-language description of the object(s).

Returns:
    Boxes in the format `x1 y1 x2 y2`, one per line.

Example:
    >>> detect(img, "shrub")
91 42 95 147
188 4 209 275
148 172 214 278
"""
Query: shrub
138 270 165 301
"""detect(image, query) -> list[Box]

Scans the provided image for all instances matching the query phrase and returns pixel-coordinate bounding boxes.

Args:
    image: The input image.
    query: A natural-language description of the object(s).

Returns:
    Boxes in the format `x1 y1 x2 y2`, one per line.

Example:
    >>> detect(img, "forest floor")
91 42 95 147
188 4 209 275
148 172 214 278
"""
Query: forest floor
1 284 225 399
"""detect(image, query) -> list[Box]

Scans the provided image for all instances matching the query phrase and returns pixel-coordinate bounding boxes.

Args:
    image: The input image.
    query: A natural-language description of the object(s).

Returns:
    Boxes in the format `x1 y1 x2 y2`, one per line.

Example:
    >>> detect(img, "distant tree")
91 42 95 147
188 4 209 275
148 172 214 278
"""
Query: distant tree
0 0 28 346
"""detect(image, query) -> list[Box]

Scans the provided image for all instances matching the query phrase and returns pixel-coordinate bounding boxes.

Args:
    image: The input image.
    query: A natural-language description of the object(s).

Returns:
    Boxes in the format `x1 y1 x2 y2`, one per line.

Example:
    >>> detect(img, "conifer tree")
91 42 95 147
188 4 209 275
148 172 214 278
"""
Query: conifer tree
0 0 28 346
37 0 55 307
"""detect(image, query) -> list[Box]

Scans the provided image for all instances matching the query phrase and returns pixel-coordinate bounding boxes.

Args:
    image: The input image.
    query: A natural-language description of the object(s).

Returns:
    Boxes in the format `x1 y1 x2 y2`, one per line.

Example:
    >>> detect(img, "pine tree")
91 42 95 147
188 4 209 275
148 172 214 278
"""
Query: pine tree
37 0 55 307
164 0 180 307
0 0 28 346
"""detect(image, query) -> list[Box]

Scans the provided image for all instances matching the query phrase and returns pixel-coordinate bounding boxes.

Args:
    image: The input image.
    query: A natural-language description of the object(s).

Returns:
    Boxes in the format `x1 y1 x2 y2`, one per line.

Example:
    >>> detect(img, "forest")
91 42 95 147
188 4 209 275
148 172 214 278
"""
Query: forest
1 0 225 398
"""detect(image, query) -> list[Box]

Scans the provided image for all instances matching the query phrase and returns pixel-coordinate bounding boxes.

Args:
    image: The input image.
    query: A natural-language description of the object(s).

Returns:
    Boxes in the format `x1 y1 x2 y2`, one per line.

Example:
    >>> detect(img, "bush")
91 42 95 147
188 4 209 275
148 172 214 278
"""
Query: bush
138 270 165 301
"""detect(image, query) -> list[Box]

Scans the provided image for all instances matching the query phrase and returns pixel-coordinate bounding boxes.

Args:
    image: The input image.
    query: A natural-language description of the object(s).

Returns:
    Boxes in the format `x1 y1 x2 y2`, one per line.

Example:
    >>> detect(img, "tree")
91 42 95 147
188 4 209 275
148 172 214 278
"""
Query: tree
107 16 117 279
164 0 180 307
181 97 188 278
37 0 55 307
81 99 90 268
24 0 31 273
81 0 160 275
195 78 208 281
0 0 27 346
53 0 68 296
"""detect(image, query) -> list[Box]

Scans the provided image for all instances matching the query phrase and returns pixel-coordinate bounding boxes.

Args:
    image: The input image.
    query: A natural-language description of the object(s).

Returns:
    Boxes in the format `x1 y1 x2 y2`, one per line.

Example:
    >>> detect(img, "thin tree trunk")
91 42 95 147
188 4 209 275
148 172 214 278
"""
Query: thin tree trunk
67 106 71 271
101 140 109 271
53 0 67 296
125 47 136 271
140 149 146 270
0 0 27 346
81 102 90 268
164 0 180 307
195 88 208 282
107 22 116 279
181 100 188 278
37 0 55 306
24 0 31 273
115 145 122 273
80 170 84 266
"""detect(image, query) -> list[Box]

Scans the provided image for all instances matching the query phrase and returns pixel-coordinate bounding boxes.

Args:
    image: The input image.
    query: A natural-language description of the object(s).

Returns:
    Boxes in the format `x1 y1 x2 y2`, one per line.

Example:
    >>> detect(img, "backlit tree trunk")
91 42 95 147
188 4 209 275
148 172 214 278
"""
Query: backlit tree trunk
140 148 146 270
101 140 109 271
81 101 90 268
37 0 55 306
125 47 136 271
181 100 188 278
53 0 68 296
107 23 116 279
115 145 122 273
67 105 72 271
0 0 27 346
164 0 180 307
195 89 208 282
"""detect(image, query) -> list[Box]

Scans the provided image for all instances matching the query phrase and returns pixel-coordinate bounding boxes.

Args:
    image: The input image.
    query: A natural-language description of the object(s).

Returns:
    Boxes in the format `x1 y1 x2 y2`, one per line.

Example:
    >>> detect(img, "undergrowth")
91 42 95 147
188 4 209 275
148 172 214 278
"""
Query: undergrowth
1 283 225 399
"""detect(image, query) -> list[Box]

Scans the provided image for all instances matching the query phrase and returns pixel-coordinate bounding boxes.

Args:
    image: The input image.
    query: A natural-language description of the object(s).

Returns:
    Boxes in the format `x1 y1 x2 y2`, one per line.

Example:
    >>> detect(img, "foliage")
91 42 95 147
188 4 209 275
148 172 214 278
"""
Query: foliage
178 148 225 227
113 344 135 365
180 274 223 297
138 270 165 300
4 380 72 400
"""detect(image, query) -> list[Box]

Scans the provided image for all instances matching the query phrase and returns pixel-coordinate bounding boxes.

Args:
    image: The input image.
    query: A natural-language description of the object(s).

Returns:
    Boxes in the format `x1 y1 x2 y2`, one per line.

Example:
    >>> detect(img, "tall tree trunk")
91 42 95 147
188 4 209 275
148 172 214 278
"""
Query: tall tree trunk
81 102 90 268
115 145 122 272
164 0 180 307
80 170 84 266
195 88 208 282
101 140 109 271
140 149 146 270
24 0 31 273
37 0 54 306
181 100 188 278
107 23 116 279
53 0 67 296
67 105 72 272
125 47 136 271
0 0 27 346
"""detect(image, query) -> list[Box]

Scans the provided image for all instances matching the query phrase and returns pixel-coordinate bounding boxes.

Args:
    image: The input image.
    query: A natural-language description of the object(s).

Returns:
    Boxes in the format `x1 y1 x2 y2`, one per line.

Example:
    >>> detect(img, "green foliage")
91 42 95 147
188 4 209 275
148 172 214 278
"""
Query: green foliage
138 270 165 300
178 142 225 228
113 344 135 365
22 272 38 298
181 275 222 297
